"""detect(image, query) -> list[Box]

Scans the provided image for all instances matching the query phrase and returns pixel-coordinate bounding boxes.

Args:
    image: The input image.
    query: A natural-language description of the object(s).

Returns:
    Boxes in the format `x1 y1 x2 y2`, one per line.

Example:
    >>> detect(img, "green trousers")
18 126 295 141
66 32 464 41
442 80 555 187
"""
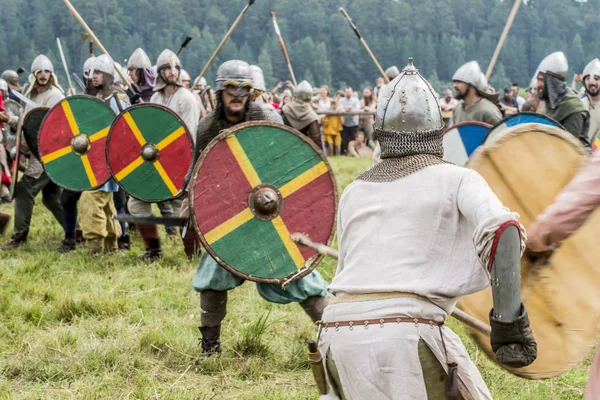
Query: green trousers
13 173 64 234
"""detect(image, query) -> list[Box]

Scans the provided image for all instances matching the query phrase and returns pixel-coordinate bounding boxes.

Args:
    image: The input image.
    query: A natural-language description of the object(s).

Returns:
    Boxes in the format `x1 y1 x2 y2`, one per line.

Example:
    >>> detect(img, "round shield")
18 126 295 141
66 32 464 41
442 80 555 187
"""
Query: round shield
484 112 563 143
5 99 22 134
106 104 193 202
443 121 491 166
22 107 49 161
460 123 596 379
38 95 114 191
190 121 337 286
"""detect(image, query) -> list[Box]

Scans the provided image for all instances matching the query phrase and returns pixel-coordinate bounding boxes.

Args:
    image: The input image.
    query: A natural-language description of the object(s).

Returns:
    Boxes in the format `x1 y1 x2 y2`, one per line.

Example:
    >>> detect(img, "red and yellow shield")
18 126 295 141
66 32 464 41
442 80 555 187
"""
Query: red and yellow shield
106 104 193 202
190 121 337 286
38 95 114 191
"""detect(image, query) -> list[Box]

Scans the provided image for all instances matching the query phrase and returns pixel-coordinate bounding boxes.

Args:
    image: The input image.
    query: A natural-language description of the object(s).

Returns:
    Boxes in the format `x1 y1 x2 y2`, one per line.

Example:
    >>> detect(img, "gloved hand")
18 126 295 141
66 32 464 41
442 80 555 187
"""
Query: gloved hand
125 88 141 105
0 112 9 123
489 304 537 368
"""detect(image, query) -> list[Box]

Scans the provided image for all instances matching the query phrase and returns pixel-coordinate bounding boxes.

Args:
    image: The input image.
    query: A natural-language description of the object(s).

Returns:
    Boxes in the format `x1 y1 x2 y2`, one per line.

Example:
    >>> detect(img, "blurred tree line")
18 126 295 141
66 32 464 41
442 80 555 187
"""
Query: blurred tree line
2 0 598 94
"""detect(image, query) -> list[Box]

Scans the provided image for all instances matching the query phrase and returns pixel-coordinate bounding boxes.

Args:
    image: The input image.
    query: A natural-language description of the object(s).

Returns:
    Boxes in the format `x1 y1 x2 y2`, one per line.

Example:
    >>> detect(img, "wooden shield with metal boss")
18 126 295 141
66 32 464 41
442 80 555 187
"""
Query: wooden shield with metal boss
38 95 114 191
22 107 49 161
484 112 563 143
443 121 491 166
106 104 193 202
459 123 597 379
190 121 337 287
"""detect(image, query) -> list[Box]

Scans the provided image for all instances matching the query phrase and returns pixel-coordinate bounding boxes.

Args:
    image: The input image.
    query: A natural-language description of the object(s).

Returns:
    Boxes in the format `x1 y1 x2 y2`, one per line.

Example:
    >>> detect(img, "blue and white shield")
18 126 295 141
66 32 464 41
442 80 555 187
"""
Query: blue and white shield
443 122 492 166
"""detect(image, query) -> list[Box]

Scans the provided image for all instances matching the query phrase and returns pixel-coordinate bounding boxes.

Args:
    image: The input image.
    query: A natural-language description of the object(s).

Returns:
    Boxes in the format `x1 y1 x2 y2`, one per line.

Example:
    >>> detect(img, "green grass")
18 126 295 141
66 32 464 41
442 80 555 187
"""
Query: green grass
0 156 591 399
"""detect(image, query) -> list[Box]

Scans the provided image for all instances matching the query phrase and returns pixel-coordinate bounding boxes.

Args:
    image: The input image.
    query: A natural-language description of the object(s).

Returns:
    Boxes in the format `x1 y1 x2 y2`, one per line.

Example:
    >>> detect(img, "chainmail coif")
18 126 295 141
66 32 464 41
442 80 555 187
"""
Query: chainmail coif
358 125 450 182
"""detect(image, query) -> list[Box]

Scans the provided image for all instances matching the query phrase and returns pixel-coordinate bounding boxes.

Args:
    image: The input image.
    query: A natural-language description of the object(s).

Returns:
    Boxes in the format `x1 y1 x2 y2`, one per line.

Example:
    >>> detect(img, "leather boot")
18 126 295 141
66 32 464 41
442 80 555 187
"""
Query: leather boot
138 224 162 260
181 226 201 260
1 230 28 250
75 229 85 244
299 295 329 322
118 234 131 250
196 290 227 364
0 212 10 236
57 232 77 253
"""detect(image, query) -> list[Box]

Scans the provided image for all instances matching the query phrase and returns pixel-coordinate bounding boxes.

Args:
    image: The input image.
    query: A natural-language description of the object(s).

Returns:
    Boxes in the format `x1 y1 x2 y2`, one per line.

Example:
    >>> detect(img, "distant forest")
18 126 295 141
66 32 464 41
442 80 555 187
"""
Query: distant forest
2 0 598 93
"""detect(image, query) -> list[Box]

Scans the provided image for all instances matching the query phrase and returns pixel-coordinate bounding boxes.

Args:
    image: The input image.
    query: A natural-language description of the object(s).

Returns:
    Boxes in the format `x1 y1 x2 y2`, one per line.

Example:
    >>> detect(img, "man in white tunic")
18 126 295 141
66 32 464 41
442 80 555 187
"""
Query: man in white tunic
315 59 537 400
582 58 600 144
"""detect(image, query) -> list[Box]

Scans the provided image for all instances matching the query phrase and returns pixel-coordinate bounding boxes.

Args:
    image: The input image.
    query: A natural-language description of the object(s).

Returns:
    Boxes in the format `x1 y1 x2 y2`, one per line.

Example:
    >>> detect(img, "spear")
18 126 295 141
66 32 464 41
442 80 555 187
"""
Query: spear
339 8 389 83
485 0 523 80
191 0 257 90
176 36 193 56
270 12 297 87
62 0 136 93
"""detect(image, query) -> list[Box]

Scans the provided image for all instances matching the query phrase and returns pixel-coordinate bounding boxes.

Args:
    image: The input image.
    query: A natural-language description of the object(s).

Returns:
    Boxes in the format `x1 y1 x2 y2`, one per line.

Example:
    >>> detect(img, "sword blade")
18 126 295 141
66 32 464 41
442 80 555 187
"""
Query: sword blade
112 215 187 227
11 91 38 108
56 38 75 92
72 73 86 91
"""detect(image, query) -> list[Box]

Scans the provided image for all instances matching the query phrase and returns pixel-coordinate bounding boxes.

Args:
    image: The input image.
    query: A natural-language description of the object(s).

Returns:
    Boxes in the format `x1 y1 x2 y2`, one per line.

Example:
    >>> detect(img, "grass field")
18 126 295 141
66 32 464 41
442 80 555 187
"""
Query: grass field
0 156 592 399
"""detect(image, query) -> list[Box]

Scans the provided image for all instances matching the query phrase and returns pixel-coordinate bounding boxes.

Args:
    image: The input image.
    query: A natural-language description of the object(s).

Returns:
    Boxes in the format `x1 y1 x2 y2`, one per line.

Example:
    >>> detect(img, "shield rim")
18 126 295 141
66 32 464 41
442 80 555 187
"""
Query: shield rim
189 120 339 286
22 107 50 162
463 122 590 379
38 94 114 191
9 108 24 200
443 120 492 135
483 112 564 143
105 102 194 202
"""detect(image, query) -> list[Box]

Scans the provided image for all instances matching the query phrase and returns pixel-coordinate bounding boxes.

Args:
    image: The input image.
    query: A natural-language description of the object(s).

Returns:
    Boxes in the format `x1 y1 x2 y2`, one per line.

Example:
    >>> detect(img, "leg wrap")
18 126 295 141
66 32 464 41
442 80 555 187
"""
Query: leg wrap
489 222 522 322
200 290 228 328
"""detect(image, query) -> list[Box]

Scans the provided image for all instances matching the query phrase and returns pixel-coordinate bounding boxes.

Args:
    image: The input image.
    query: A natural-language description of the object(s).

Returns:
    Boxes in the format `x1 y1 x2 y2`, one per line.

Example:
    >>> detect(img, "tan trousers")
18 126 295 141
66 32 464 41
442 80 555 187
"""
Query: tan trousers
80 191 121 253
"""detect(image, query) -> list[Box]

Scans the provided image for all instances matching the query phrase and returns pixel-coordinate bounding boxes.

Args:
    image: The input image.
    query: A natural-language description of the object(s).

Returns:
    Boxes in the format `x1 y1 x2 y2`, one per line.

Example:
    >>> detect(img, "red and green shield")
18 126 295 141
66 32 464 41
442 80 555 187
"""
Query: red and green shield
190 121 337 286
38 95 114 191
106 104 193 202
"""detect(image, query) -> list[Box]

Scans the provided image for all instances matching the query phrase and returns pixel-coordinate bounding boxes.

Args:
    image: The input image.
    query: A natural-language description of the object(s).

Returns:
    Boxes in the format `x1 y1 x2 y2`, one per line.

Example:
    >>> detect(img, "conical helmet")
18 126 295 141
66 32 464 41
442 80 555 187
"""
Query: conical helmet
90 54 114 76
385 66 400 81
583 58 600 80
452 61 482 87
215 60 252 91
537 51 568 80
296 80 313 101
375 58 444 158
83 56 95 79
1 70 19 86
127 48 152 70
31 55 54 74
249 65 266 92
180 69 191 82
156 49 181 72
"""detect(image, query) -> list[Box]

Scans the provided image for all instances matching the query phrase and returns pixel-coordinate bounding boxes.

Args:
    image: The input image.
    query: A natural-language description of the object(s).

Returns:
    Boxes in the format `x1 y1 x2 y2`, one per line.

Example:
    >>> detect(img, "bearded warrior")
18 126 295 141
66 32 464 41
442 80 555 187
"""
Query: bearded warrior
191 60 329 363
314 59 536 400
582 58 600 143
126 48 155 103
536 52 590 148
1 55 66 250
281 80 322 147
452 61 502 126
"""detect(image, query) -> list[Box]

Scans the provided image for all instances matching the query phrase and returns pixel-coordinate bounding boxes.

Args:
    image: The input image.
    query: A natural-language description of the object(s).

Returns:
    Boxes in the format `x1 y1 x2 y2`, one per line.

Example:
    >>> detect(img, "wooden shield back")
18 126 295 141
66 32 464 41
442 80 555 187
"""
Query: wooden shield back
459 123 597 379
190 121 337 287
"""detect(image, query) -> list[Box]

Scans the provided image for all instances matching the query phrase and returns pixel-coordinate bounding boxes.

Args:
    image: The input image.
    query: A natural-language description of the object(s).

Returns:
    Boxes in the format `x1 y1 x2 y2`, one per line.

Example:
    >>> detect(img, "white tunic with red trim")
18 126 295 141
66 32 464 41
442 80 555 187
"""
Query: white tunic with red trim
318 163 524 400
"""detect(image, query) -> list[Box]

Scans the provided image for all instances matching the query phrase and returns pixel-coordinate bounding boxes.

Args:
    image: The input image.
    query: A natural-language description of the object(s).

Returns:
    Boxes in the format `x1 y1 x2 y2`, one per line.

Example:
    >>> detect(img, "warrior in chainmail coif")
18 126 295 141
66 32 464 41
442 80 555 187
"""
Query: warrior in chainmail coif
536 51 590 149
313 59 536 400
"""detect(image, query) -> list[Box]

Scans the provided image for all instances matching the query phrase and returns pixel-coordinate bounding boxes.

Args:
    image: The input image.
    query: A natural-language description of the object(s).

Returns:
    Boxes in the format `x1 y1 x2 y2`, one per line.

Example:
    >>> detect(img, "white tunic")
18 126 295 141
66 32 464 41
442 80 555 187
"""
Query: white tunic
583 97 600 143
150 87 200 143
319 164 521 400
